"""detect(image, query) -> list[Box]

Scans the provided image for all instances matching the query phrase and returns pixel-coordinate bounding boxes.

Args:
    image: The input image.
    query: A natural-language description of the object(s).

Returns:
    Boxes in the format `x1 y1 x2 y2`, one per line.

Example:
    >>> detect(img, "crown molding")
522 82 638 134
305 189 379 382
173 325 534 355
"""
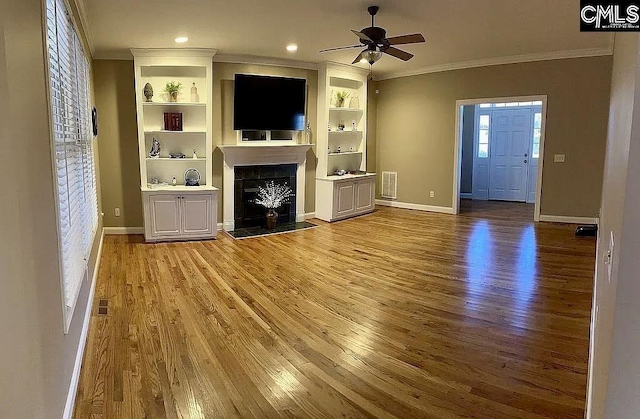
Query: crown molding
376 46 614 80
213 54 319 71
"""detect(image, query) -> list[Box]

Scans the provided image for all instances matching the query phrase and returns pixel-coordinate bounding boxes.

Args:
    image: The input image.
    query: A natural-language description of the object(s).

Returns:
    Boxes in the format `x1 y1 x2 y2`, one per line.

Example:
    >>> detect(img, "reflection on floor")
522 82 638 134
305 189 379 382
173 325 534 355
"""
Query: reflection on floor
74 205 596 418
460 198 535 221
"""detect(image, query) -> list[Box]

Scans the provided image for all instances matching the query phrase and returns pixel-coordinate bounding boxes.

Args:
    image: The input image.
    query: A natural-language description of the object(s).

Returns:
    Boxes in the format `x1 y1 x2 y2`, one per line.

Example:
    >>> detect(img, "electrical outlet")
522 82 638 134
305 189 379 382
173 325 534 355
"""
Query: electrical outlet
114 208 121 217
554 154 566 163
429 191 435 198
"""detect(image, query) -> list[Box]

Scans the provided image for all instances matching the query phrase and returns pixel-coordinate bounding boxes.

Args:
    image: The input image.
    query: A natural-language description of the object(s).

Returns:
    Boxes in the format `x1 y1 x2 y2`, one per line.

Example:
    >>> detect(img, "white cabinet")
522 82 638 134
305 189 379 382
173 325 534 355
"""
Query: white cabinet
335 182 356 217
355 179 375 212
181 194 214 236
143 189 217 242
316 174 376 222
132 49 217 243
149 194 181 237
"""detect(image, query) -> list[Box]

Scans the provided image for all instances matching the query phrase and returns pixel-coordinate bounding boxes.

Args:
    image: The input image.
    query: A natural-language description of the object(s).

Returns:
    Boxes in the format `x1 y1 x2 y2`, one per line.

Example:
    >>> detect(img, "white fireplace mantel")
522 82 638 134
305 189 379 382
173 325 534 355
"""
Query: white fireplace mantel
217 144 312 231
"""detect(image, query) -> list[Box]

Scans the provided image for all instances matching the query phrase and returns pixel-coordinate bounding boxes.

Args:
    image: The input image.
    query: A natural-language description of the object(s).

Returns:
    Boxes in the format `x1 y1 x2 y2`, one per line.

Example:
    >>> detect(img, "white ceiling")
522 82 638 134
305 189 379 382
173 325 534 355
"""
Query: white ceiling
82 0 613 78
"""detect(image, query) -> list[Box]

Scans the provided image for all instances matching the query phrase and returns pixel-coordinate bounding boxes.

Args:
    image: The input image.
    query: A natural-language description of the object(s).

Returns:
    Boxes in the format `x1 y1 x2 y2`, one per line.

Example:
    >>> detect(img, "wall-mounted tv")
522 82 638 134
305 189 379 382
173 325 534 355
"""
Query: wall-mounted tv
233 74 306 131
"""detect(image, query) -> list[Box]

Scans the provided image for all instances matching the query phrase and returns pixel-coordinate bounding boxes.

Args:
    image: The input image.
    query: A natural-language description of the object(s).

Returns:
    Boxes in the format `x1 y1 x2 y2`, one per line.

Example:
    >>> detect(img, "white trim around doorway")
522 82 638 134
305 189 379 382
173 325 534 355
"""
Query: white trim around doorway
452 95 548 221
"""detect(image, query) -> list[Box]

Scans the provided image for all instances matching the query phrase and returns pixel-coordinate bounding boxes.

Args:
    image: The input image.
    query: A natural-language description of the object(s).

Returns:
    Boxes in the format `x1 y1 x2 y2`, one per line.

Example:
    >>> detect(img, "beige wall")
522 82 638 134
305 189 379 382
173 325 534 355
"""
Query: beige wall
94 60 143 228
375 56 612 217
0 0 103 417
587 34 640 419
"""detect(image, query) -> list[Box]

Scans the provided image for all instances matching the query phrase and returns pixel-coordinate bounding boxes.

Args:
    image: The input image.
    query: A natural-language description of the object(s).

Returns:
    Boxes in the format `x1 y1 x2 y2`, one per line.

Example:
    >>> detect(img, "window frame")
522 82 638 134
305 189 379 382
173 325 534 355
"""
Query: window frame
43 0 98 333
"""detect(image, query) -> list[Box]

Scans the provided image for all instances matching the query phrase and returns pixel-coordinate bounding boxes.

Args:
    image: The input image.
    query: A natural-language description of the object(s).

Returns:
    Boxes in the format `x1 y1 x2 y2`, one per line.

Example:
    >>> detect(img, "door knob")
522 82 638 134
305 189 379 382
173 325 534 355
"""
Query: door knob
524 160 528 164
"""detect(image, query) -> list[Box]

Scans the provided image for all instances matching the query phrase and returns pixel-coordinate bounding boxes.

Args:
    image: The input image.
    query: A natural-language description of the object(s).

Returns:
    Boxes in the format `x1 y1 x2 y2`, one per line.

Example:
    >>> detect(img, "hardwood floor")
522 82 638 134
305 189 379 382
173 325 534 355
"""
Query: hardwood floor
74 205 596 418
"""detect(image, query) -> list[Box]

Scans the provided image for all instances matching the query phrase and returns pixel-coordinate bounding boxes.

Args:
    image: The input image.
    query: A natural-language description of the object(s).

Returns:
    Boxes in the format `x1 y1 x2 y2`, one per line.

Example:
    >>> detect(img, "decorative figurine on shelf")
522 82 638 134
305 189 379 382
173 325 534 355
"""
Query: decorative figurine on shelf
190 82 199 103
143 83 154 102
328 123 332 132
338 120 345 131
351 120 356 131
337 146 341 153
305 121 311 144
349 94 360 109
164 81 182 102
172 176 177 186
192 149 197 159
149 137 161 158
254 181 293 230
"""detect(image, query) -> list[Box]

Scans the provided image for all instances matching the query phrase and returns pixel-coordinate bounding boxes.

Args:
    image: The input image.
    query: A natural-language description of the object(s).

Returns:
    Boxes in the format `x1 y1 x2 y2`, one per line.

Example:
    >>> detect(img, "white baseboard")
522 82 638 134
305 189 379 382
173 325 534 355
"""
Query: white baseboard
539 215 599 224
460 193 473 199
376 199 456 215
103 226 144 235
305 212 316 220
63 228 104 419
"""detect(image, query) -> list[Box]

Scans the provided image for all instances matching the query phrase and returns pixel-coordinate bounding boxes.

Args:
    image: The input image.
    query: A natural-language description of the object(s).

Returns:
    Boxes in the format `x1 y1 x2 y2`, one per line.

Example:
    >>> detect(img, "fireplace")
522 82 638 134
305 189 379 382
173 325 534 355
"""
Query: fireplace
234 164 297 229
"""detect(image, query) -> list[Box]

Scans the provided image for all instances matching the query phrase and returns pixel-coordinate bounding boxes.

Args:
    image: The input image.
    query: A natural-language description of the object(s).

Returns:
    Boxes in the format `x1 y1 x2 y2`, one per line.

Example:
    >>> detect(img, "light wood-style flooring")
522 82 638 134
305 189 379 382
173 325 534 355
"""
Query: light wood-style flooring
74 203 596 418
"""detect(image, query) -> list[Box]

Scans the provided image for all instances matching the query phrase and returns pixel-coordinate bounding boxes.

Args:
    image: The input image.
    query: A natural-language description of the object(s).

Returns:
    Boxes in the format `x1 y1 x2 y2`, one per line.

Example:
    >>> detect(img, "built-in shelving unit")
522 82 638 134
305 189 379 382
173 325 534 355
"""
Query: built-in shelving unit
132 49 218 242
315 63 375 222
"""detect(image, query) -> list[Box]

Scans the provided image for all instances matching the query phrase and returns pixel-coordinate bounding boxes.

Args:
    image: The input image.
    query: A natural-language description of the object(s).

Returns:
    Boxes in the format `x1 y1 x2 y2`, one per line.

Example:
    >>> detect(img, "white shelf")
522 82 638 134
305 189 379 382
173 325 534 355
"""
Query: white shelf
329 107 363 112
143 102 205 107
328 130 363 134
144 130 206 135
328 151 362 156
146 157 206 161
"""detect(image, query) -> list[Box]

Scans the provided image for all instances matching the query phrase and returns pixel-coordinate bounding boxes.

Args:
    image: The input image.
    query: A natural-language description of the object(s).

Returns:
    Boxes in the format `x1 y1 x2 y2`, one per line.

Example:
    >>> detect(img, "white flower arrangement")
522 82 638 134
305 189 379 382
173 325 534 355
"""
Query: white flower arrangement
254 181 293 209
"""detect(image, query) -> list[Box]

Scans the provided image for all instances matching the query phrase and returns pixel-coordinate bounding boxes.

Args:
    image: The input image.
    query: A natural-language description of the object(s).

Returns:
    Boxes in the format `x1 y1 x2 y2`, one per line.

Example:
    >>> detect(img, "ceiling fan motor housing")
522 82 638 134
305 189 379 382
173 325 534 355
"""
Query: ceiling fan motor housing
361 27 387 45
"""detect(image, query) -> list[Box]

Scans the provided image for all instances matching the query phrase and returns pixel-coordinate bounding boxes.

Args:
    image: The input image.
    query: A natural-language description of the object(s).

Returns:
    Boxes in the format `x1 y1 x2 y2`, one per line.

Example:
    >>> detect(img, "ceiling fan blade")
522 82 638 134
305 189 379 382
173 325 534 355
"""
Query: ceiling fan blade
351 50 367 65
383 46 414 61
386 34 426 45
319 44 364 53
351 29 373 43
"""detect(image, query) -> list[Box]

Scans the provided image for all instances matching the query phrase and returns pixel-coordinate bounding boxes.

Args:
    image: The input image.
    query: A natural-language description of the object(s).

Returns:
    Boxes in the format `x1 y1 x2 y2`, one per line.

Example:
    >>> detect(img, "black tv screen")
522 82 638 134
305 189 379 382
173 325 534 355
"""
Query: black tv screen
233 74 306 131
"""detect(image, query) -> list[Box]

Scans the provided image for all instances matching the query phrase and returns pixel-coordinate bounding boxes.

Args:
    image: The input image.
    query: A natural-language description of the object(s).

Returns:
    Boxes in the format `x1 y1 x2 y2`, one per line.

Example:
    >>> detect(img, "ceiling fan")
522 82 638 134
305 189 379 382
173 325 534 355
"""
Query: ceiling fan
319 5 425 66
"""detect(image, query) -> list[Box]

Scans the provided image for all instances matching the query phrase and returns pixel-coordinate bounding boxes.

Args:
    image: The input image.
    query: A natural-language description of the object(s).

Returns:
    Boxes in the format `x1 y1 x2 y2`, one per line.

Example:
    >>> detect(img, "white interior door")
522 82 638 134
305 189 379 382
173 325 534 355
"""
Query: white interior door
489 109 532 202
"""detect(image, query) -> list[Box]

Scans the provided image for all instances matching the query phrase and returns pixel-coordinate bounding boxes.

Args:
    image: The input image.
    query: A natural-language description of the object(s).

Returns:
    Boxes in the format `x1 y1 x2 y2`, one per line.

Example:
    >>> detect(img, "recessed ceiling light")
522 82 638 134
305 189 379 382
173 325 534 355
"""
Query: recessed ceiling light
286 44 298 52
175 37 189 43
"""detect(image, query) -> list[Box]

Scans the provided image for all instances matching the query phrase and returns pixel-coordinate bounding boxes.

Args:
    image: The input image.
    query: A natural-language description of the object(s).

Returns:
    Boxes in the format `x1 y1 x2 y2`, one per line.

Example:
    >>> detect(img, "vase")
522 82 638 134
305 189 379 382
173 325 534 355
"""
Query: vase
143 83 153 102
336 97 344 108
169 91 178 102
266 209 278 230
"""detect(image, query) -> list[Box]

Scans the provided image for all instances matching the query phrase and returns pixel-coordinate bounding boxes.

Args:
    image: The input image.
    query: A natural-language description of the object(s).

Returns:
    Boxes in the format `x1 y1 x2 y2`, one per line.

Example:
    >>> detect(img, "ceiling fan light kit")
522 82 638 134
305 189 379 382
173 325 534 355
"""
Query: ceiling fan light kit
320 5 425 69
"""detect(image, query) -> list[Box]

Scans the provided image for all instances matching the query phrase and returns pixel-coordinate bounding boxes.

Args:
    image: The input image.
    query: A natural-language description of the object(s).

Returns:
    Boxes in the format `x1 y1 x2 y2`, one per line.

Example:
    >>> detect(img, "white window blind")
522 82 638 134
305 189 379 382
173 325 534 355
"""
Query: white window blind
45 0 98 326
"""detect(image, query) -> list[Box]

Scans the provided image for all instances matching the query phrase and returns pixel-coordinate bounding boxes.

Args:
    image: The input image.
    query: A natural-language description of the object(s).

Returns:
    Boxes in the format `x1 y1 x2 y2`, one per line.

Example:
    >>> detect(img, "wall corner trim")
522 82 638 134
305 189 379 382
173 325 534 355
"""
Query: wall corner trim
538 215 599 224
63 227 104 419
103 226 145 235
375 199 456 215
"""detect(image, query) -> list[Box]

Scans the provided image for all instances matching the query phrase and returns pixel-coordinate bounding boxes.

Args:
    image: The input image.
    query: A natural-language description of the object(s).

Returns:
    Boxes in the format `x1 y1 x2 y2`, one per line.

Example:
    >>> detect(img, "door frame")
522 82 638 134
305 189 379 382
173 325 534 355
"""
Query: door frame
453 95 548 221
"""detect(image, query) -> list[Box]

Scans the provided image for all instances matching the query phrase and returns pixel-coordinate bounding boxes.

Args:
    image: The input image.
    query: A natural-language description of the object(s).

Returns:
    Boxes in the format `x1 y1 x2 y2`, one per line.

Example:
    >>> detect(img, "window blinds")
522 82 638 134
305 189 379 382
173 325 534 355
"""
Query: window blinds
45 0 98 318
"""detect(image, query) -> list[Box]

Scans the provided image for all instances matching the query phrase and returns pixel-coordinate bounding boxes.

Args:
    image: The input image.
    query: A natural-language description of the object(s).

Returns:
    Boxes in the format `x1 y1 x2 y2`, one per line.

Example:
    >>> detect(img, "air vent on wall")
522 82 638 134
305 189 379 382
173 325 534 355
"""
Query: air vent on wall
381 171 397 199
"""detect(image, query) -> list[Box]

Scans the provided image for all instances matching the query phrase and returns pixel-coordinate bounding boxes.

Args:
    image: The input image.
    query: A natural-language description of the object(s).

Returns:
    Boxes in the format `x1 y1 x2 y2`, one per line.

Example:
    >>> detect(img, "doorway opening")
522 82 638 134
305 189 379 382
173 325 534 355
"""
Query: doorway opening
453 96 548 221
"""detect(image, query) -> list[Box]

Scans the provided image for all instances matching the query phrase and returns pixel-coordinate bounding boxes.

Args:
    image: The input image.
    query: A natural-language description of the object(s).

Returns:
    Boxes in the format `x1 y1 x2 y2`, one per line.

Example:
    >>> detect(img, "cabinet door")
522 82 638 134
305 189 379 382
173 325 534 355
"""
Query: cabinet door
181 194 213 236
149 194 181 237
355 179 375 213
333 182 356 218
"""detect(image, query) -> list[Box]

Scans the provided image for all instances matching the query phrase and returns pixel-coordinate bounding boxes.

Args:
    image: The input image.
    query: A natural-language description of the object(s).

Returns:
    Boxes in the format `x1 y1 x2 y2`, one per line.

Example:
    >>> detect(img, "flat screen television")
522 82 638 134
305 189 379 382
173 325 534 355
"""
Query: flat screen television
233 74 306 131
